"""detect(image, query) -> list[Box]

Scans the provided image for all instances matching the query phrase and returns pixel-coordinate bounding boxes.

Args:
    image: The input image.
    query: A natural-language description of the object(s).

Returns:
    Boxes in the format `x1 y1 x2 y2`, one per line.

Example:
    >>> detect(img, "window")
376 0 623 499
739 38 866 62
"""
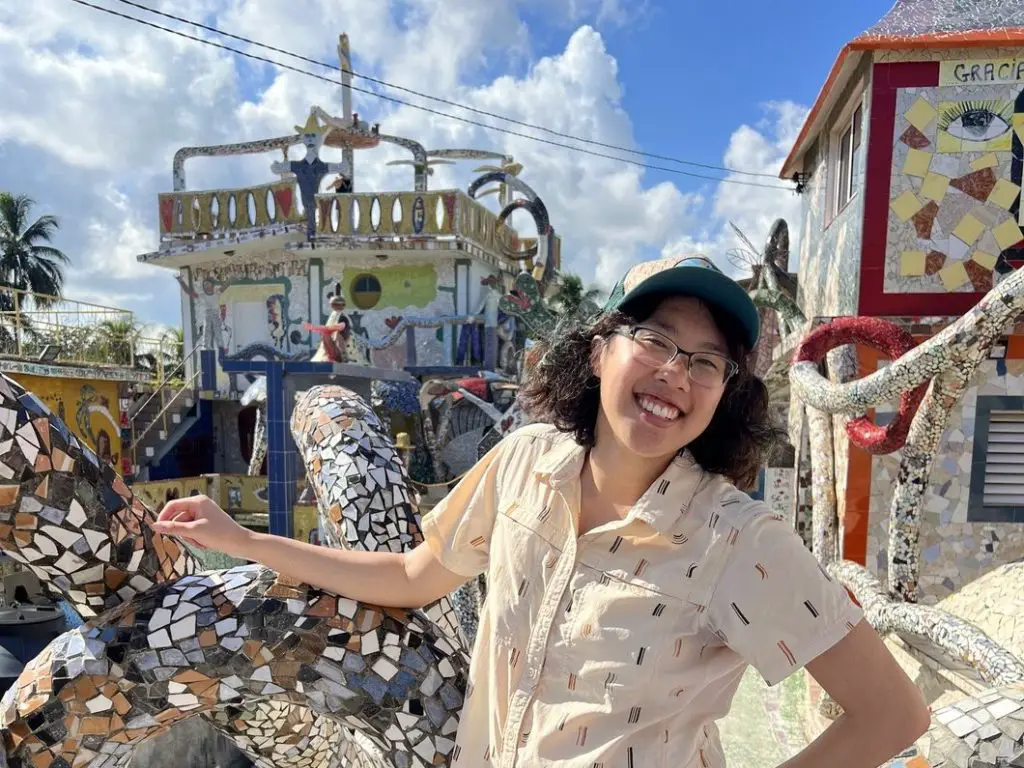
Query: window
968 396 1024 522
834 103 863 215
351 273 382 309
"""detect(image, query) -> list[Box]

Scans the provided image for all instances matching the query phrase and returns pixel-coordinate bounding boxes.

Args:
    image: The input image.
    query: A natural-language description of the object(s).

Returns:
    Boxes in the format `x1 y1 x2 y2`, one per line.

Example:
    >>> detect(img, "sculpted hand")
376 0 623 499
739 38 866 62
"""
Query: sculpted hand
150 495 255 559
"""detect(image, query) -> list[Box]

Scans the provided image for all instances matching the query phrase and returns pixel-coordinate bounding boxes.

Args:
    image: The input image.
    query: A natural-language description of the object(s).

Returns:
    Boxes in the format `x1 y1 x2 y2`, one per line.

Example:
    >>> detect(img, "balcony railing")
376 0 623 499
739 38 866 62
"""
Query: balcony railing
314 190 456 237
0 286 182 373
158 181 303 238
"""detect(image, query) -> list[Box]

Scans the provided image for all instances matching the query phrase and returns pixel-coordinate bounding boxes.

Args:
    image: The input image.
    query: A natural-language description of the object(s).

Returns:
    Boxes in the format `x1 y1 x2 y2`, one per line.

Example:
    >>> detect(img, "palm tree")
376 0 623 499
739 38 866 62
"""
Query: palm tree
161 327 185 375
0 193 70 305
547 272 604 319
91 318 140 367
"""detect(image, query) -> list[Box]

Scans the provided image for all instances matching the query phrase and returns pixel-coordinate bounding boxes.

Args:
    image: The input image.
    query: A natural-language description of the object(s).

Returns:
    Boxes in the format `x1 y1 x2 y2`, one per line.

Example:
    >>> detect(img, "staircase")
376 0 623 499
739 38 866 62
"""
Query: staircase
128 346 202 478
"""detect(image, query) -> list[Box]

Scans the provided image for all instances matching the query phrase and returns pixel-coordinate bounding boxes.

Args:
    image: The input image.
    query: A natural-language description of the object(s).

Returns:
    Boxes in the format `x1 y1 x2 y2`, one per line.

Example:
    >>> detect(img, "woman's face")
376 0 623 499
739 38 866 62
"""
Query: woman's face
593 296 731 464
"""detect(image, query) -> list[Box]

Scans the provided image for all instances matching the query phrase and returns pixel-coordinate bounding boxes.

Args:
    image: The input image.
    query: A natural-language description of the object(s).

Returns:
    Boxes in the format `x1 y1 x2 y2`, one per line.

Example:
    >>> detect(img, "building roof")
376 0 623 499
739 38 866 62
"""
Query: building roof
779 0 1024 179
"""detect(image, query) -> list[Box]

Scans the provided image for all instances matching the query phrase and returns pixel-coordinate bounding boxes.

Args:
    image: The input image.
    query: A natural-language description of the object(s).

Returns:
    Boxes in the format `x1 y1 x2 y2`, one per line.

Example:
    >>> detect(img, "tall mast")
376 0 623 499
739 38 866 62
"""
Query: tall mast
338 33 355 187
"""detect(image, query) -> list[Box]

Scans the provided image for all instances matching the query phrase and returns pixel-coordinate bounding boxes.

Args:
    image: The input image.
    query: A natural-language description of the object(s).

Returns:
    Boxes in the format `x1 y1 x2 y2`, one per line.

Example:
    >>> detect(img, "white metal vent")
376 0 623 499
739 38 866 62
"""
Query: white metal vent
982 410 1024 507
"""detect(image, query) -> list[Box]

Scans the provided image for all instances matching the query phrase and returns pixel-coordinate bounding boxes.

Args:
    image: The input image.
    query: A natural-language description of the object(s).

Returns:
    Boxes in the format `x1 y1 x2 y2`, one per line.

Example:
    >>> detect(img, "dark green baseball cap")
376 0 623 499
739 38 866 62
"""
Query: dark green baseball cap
603 255 760 348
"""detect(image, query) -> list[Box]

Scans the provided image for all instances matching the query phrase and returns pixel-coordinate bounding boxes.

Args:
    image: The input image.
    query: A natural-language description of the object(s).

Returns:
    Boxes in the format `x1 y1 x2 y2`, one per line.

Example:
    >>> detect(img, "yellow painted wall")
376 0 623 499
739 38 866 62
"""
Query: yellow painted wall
293 505 320 544
133 475 316 541
14 374 124 469
209 474 271 512
133 477 210 513
342 264 437 309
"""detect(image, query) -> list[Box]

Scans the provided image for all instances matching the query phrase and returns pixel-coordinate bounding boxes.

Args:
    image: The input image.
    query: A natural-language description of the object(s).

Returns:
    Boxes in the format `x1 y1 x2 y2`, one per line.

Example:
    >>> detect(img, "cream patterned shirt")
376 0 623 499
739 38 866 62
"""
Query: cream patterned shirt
422 424 863 768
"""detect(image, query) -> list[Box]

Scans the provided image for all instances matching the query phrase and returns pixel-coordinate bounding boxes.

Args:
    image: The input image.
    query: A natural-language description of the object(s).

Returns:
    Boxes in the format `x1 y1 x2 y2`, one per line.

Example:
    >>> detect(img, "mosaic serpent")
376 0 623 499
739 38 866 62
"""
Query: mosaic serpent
0 376 471 768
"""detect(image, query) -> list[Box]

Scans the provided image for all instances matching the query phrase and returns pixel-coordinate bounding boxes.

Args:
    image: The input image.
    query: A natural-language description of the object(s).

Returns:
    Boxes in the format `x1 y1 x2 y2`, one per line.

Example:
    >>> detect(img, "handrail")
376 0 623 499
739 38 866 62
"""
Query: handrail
130 340 203 469
131 366 201 455
130 341 202 420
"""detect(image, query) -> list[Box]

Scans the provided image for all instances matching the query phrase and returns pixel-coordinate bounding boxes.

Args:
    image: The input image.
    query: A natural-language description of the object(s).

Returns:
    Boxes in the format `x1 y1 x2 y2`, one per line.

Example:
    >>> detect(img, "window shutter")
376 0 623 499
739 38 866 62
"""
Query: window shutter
983 410 1024 506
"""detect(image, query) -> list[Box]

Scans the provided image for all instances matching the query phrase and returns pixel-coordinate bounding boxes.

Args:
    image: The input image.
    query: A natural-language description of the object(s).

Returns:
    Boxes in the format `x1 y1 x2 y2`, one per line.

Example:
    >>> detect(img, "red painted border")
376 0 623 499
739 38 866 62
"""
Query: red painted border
858 61 995 316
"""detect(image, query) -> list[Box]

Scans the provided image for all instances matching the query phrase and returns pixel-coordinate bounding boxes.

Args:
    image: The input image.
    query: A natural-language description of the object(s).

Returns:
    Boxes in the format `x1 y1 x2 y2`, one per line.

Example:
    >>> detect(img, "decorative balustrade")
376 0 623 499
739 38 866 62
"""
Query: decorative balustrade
157 184 561 270
314 189 456 237
158 181 303 238
457 193 521 257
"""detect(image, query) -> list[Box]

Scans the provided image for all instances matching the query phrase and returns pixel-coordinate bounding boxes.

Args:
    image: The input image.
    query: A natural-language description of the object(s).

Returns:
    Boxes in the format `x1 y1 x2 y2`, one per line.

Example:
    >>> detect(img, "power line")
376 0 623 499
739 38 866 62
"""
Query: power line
66 0 796 192
110 0 781 182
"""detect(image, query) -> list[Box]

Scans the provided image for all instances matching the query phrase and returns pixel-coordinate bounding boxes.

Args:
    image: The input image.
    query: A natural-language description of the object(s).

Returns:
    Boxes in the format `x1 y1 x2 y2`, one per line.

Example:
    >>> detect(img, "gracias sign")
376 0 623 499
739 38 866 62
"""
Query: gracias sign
940 58 1024 86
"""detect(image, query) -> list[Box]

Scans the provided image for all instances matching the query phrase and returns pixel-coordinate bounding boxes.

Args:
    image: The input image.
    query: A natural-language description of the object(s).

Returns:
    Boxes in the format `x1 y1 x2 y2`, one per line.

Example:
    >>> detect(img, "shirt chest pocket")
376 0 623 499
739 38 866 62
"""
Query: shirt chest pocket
493 497 567 548
565 576 700 693
487 501 565 640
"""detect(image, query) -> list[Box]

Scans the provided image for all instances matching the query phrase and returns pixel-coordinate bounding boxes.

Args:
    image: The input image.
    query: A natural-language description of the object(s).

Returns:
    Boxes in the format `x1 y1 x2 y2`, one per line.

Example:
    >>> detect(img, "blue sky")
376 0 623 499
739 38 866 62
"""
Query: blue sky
604 1 893 192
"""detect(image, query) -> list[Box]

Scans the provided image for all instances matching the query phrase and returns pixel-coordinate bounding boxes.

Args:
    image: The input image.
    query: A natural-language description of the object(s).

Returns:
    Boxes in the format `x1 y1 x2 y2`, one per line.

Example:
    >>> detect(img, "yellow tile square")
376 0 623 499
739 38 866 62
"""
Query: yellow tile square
890 191 924 222
900 251 927 276
971 153 999 170
972 250 998 269
902 148 933 178
939 261 970 291
937 131 962 153
905 97 937 131
994 217 1024 249
988 178 1020 209
920 172 949 202
952 213 985 245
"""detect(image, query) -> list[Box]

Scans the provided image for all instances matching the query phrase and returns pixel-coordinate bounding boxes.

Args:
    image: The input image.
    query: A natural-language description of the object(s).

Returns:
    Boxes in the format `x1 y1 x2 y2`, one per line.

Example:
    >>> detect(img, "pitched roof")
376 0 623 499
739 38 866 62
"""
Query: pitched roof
779 0 1024 179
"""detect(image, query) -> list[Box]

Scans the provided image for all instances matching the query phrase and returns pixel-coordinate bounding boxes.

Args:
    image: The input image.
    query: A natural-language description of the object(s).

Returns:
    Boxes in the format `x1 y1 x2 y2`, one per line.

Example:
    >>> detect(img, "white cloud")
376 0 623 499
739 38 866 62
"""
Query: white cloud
661 101 807 279
0 0 803 327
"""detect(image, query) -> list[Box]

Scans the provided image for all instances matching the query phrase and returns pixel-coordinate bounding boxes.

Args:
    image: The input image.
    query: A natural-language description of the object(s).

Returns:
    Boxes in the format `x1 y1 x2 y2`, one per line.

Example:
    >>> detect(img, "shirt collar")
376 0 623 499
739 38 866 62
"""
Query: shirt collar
532 432 708 536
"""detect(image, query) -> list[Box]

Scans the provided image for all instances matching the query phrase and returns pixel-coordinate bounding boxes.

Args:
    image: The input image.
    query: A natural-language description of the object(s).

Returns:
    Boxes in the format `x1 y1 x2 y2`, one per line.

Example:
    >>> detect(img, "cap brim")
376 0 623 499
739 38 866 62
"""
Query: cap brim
616 267 760 349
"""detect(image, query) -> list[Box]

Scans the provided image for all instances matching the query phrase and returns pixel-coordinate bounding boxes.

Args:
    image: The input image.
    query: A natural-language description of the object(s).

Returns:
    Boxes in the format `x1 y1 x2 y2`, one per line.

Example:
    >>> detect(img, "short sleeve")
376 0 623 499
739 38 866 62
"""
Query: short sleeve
705 512 864 686
419 438 510 579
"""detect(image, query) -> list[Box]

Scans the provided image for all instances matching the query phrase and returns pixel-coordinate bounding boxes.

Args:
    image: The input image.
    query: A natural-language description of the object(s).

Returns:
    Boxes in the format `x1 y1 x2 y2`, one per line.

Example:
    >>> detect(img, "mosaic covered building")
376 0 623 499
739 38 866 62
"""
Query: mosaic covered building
779 0 1024 600
132 35 559 537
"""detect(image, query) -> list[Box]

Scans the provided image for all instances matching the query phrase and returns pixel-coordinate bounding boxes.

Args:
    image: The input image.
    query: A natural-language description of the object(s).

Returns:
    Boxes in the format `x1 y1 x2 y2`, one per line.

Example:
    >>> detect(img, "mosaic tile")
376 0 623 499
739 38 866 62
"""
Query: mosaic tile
920 172 950 203
900 125 932 149
950 168 997 202
905 96 938 132
892 190 926 221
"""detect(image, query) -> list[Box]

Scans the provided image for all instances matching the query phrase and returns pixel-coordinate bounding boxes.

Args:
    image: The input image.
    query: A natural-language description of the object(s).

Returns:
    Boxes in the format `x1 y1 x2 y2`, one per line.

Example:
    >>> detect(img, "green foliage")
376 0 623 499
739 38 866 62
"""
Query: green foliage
0 193 70 303
545 272 604 320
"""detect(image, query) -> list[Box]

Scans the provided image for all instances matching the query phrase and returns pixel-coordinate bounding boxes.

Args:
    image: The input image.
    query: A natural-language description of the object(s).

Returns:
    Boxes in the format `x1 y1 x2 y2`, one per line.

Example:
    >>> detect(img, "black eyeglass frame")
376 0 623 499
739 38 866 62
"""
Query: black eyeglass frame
614 325 739 386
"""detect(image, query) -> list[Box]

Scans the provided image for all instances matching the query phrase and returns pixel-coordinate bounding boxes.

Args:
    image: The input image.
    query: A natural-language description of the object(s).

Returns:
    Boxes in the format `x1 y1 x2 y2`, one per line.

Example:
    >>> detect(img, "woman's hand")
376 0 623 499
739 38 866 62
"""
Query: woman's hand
150 495 255 559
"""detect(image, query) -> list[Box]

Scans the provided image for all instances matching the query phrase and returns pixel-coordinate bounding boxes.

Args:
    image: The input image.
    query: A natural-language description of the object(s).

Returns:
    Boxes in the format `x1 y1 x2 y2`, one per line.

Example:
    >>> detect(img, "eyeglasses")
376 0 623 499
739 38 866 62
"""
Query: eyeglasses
615 325 737 387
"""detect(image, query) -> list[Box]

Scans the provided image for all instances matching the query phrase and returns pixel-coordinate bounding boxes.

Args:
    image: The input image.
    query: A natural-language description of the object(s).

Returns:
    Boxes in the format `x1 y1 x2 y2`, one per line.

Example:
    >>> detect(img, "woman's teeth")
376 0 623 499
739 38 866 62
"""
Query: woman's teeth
636 394 680 421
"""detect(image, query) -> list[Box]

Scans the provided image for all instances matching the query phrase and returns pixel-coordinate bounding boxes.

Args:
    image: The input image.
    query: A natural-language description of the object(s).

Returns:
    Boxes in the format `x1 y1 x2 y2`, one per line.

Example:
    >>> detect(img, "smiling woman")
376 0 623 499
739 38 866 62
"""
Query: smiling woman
519 258 779 491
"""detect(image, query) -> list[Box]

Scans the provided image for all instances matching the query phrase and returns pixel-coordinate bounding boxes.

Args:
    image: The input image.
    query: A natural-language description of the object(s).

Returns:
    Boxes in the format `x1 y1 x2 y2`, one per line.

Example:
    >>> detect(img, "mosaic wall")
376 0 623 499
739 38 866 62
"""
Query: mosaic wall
184 252 482 389
879 47 1024 296
867 359 1024 602
797 60 871 320
12 375 125 474
320 256 458 369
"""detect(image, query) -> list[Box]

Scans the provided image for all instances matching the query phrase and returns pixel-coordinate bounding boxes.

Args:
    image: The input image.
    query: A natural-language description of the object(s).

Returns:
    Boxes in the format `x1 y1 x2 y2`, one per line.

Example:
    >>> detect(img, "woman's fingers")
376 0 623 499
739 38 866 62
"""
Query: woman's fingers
156 499 194 523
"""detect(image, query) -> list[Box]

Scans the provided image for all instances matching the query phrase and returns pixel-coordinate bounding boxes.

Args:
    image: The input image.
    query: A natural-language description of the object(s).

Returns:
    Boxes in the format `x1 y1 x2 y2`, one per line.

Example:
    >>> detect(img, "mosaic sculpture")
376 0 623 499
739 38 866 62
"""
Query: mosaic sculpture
270 111 355 239
791 264 1024 602
307 294 369 366
0 374 473 768
467 172 554 284
779 229 1024 764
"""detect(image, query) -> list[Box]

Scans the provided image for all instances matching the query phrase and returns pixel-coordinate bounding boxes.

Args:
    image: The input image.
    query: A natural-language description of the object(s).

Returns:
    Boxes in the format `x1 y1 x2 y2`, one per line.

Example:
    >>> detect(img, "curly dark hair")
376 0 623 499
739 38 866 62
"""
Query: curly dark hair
519 301 782 490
